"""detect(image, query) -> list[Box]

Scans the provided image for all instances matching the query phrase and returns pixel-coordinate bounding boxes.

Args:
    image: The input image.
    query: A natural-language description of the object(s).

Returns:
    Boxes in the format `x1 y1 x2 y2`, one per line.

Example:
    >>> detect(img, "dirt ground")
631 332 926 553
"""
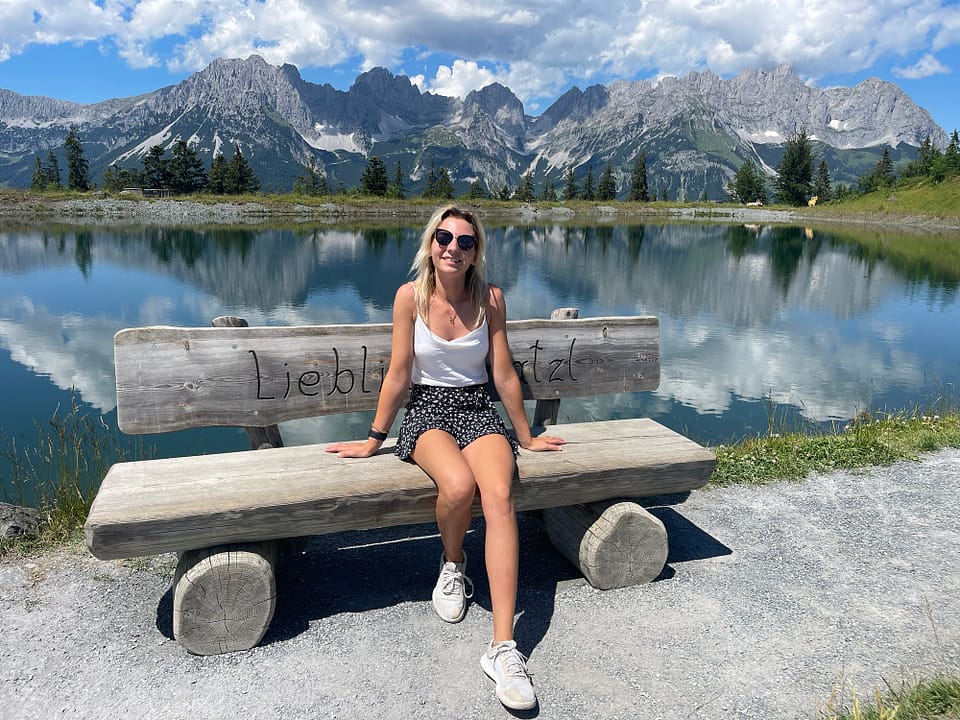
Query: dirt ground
2 449 959 720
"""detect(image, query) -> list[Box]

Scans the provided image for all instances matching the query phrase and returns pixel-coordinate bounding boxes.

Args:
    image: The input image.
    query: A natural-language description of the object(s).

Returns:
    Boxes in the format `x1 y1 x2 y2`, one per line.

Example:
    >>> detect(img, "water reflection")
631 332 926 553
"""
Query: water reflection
1 221 958 479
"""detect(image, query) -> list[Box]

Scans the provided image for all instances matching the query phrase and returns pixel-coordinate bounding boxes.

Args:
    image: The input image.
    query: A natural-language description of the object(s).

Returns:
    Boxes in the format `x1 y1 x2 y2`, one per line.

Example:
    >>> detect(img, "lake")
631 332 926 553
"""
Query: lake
2 219 959 502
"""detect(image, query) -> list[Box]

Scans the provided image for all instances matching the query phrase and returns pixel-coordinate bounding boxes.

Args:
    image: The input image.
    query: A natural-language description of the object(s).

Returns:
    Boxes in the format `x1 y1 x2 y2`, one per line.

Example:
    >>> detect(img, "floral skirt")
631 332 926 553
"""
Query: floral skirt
394 384 520 461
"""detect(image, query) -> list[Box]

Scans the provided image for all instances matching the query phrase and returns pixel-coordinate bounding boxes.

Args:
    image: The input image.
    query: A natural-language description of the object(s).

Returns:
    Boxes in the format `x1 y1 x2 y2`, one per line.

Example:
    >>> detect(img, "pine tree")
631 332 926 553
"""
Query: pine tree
43 151 61 189
860 147 896 194
168 140 207 194
102 165 124 193
774 129 814 205
540 178 557 201
812 160 832 202
30 156 44 190
292 175 308 195
423 161 439 198
563 167 578 201
918 135 940 175
388 160 406 199
596 163 617 200
833 183 853 200
225 145 259 195
514 172 535 202
944 129 960 177
64 126 90 191
141 145 168 189
465 179 488 200
877 147 894 185
293 158 328 196
360 156 389 196
730 160 767 203
582 167 595 200
102 164 141 192
628 153 649 202
208 152 229 194
435 167 455 199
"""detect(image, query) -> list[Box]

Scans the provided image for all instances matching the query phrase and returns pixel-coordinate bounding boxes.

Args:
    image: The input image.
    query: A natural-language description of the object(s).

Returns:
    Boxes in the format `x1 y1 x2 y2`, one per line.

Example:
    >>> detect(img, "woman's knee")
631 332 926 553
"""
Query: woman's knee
436 471 477 510
479 477 515 517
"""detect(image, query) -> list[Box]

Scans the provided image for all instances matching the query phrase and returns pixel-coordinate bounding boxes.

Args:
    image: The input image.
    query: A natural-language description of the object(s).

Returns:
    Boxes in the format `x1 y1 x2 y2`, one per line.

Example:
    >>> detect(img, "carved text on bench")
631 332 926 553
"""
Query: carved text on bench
247 338 582 401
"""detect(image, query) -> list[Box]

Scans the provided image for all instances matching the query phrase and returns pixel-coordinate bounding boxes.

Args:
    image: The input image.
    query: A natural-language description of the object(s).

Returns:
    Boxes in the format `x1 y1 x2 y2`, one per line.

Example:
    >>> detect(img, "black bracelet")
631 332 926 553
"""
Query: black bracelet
368 427 388 441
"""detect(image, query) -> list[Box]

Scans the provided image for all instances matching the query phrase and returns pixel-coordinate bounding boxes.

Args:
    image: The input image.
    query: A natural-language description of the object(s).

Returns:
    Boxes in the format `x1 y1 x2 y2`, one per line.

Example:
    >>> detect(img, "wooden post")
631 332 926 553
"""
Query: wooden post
211 316 283 449
211 315 310 557
542 500 668 589
172 541 278 655
532 308 579 426
532 307 668 587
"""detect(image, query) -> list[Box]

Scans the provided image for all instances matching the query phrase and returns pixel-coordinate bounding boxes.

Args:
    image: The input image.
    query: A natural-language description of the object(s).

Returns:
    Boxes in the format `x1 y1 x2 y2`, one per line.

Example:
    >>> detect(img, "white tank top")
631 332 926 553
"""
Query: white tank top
411 315 489 386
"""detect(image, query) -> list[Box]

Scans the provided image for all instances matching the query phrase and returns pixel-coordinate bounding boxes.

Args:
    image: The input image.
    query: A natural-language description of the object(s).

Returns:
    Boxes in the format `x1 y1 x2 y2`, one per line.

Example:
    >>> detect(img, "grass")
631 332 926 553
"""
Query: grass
711 410 960 487
819 674 960 719
825 176 960 220
0 394 151 553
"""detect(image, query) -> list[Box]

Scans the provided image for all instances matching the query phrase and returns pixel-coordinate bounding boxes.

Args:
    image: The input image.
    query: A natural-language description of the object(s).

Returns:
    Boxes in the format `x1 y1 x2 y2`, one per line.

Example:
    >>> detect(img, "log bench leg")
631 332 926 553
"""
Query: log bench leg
172 541 278 655
542 500 668 589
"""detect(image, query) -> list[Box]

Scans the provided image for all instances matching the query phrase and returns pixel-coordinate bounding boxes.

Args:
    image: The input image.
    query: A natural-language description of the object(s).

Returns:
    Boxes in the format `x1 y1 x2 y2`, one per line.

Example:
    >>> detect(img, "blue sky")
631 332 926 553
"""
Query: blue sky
1 1 959 135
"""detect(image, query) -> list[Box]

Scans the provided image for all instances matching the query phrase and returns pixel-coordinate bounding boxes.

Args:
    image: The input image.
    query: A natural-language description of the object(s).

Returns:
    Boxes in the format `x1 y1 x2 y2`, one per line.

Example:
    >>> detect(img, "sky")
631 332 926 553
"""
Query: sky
1 0 959 135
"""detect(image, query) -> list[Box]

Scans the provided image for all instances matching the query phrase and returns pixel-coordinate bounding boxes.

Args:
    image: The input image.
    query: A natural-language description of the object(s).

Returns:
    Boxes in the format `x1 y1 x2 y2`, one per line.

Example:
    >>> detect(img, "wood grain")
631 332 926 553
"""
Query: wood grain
172 541 277 655
542 500 669 588
84 417 715 560
114 317 660 433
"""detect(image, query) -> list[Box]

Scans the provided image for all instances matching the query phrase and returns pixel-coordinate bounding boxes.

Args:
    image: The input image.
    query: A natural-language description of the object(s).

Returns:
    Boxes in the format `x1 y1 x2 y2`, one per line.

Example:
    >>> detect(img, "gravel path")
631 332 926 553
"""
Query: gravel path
3 449 959 720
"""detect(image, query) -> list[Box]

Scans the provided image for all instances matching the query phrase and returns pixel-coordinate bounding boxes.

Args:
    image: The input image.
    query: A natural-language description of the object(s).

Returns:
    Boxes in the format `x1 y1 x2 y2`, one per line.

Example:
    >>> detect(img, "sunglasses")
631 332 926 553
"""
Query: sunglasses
434 228 476 251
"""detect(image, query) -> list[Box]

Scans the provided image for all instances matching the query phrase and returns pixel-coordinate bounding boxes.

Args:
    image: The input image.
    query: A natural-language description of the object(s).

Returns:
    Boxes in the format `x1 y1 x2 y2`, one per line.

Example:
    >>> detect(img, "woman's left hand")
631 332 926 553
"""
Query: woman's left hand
523 435 565 452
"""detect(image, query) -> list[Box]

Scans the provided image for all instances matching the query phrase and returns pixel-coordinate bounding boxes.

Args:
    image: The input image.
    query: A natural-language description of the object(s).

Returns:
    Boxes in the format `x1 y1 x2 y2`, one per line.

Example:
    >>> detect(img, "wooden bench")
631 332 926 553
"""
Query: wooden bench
84 310 716 655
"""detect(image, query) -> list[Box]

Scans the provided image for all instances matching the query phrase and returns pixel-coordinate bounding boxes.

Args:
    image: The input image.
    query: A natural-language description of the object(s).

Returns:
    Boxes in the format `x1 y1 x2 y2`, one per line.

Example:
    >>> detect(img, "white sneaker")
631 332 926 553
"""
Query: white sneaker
480 640 537 710
431 552 474 623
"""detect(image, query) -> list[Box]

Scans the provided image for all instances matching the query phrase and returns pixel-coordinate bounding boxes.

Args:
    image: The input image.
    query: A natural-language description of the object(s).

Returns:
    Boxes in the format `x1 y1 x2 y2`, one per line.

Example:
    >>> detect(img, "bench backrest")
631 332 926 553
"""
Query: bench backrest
114 314 659 434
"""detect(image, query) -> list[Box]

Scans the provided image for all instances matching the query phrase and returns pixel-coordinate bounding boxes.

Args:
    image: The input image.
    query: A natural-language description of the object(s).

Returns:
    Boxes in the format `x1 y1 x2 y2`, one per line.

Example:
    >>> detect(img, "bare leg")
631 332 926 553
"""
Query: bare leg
462 434 519 643
411 429 477 563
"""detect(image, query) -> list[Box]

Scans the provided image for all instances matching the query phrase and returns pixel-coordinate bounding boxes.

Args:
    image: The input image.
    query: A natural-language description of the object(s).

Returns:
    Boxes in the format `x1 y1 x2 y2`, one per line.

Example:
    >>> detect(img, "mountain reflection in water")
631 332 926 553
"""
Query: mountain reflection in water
1 220 958 500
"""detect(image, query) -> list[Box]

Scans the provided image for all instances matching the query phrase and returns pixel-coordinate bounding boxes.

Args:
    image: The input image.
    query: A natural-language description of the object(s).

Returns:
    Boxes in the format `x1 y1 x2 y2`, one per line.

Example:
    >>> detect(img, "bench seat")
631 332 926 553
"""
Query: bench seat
86 417 714 561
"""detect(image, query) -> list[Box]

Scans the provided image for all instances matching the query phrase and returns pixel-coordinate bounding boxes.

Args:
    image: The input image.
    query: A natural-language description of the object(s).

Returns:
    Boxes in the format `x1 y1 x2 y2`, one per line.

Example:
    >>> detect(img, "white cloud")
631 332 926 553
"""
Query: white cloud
893 52 952 79
422 60 503 98
2 0 959 106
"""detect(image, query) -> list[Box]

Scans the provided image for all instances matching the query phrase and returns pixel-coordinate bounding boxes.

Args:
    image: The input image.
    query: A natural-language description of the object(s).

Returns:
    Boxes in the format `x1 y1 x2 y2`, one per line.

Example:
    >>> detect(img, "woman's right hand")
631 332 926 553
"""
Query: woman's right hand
324 439 382 458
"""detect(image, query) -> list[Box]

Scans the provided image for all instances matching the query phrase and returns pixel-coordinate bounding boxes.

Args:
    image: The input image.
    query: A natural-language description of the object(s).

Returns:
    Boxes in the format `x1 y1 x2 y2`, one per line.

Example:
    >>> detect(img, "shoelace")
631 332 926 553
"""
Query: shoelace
440 565 475 599
493 645 532 680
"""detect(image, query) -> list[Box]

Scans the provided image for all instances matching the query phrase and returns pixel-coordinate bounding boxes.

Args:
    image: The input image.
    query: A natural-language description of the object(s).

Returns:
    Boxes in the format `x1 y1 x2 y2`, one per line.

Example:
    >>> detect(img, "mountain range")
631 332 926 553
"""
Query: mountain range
0 55 949 200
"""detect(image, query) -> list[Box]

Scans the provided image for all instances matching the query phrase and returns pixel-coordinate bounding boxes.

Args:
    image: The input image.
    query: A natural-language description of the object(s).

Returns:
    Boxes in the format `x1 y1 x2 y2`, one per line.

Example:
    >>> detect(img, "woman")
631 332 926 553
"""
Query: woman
326 204 564 710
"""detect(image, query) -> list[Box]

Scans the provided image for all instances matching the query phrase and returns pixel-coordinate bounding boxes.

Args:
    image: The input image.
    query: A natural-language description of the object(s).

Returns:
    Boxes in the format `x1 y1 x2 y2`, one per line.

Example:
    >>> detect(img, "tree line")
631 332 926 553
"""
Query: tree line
341 152 654 202
31 127 261 196
102 141 260 195
31 132 655 203
727 127 960 206
29 125 960 204
30 127 90 192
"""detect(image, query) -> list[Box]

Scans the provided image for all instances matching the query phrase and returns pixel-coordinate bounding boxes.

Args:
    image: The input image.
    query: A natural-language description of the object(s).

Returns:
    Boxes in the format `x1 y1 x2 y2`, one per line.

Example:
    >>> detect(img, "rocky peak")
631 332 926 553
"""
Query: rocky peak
0 88 81 124
463 83 527 137
347 67 452 127
162 55 299 104
535 84 612 133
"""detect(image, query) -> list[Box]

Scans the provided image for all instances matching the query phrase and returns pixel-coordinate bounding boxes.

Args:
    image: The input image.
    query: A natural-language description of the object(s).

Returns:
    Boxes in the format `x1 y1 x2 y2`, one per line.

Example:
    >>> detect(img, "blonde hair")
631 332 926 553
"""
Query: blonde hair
410 205 488 327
